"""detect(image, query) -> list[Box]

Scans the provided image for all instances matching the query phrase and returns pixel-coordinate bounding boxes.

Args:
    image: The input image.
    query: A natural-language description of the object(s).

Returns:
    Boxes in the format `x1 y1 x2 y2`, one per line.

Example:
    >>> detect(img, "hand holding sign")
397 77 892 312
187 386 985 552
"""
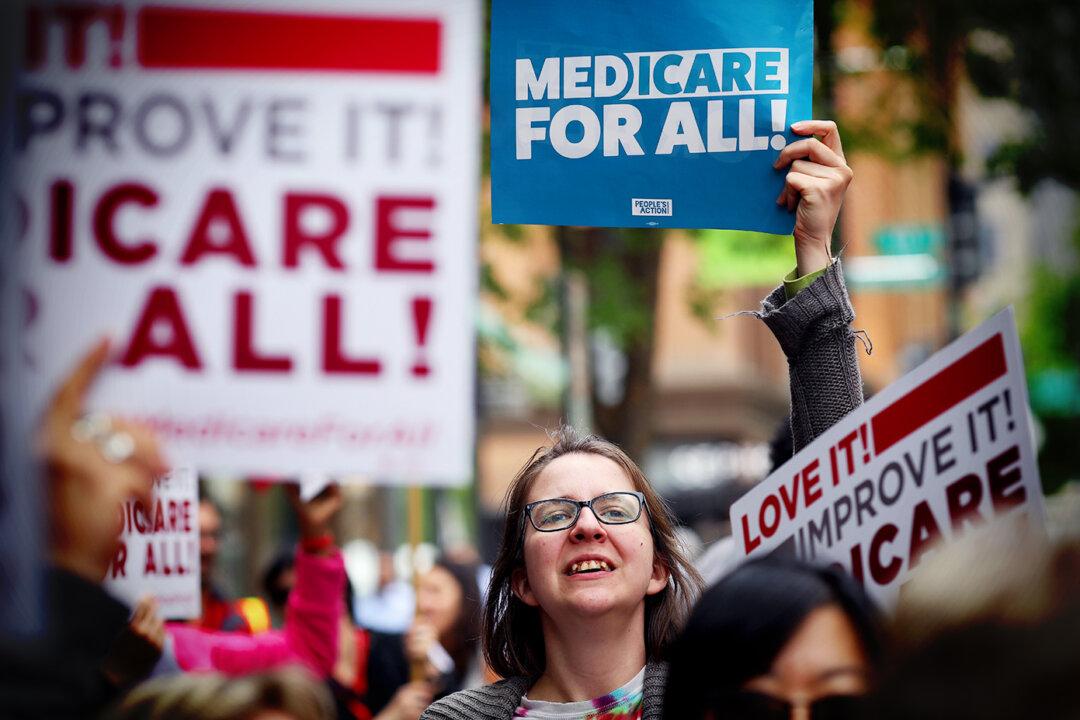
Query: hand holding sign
774 120 853 276
491 0 816 230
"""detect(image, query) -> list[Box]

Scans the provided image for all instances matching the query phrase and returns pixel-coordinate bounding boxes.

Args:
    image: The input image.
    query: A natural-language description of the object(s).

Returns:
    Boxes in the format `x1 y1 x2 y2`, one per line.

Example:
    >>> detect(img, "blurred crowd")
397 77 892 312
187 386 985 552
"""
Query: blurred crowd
0 25 1076 708
0 287 1077 720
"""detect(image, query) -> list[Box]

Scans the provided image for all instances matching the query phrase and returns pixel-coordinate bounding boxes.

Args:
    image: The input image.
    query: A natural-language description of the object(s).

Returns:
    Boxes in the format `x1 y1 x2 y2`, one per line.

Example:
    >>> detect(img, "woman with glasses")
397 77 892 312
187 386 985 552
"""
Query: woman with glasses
663 558 884 720
422 120 862 720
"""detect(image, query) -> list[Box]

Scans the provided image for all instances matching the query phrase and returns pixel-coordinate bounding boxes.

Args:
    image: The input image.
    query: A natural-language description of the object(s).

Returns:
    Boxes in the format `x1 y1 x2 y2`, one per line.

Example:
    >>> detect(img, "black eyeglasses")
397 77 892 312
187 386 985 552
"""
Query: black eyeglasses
718 691 867 720
522 491 646 533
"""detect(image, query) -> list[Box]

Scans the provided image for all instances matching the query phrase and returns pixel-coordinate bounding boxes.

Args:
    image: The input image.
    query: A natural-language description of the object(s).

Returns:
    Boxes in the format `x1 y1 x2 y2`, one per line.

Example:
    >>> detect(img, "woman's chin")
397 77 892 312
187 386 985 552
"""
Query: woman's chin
562 587 633 617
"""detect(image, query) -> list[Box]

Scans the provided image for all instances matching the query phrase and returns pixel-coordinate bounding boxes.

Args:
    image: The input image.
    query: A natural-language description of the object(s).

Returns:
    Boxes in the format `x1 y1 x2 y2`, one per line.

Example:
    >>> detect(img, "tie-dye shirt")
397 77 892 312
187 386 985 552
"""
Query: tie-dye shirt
513 666 644 720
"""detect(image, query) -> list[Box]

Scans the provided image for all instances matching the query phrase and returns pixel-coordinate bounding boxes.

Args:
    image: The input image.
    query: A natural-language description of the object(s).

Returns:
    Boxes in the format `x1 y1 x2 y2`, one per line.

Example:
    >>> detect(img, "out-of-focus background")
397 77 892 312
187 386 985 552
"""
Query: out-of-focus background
1 0 1077 618
197 0 1080 608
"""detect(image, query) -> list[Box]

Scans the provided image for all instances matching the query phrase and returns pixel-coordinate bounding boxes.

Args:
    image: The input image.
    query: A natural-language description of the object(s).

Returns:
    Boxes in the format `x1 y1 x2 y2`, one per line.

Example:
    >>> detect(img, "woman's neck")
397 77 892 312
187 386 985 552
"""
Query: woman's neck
528 605 648 703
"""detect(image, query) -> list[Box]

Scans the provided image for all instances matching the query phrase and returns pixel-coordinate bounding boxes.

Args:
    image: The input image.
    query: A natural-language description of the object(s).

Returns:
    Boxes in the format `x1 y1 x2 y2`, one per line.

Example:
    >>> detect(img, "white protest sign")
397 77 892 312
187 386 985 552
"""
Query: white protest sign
730 308 1045 605
104 467 200 619
8 0 480 484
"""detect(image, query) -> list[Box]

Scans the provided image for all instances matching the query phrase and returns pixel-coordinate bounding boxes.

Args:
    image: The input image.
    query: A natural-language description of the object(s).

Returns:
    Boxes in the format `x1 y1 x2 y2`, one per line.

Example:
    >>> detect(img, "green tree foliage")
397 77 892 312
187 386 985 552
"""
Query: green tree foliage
870 0 1080 489
1021 220 1080 492
870 0 1080 190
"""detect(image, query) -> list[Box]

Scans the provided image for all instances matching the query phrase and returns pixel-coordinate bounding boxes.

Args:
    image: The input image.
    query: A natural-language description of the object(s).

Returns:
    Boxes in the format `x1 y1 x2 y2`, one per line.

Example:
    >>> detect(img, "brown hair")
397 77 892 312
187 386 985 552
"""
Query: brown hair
483 426 703 679
107 667 333 720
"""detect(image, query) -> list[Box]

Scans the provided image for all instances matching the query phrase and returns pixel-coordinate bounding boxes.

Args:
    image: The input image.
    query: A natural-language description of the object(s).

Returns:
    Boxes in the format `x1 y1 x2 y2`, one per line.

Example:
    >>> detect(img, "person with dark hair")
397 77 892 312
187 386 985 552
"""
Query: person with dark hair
264 550 299 625
164 484 345 677
260 554 479 720
868 525 1080 720
363 557 484 718
0 341 168 719
0 343 342 716
414 558 483 694
422 119 862 720
663 557 884 719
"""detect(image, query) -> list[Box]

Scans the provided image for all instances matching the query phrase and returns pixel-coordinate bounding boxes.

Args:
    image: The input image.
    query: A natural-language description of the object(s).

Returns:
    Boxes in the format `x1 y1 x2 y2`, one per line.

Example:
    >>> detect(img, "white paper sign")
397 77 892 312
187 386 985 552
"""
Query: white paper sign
729 308 1045 605
104 467 201 620
8 0 480 484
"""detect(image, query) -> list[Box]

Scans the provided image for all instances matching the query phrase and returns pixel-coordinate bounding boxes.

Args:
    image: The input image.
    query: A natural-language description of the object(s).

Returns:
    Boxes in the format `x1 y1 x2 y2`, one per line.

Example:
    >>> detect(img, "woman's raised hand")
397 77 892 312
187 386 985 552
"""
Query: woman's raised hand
774 120 854 277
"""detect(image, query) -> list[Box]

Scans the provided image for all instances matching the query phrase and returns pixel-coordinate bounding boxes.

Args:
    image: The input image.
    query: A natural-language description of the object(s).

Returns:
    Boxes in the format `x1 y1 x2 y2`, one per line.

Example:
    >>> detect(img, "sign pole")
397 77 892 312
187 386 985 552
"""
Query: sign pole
408 483 426 681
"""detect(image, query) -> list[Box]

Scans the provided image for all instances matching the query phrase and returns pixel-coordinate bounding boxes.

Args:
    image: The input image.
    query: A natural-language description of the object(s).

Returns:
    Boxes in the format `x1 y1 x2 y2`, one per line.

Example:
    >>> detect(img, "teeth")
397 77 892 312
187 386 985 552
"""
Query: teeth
570 560 612 575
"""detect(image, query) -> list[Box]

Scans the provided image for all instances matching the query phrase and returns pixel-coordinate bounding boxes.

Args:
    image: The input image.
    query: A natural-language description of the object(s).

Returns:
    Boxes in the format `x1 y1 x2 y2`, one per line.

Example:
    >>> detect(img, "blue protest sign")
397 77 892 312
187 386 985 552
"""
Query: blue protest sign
491 0 814 232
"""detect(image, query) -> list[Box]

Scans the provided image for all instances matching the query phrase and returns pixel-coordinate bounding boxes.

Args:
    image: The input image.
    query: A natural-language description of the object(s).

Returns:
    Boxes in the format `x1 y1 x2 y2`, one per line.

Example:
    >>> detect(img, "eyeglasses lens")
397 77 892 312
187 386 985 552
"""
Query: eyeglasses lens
531 500 578 531
592 493 640 523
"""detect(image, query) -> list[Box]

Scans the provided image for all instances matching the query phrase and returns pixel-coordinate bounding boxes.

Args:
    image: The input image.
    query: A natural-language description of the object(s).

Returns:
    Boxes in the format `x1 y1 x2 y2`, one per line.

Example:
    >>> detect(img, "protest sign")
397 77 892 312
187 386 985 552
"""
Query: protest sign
104 468 200 619
729 308 1045 605
6 0 481 484
490 0 813 231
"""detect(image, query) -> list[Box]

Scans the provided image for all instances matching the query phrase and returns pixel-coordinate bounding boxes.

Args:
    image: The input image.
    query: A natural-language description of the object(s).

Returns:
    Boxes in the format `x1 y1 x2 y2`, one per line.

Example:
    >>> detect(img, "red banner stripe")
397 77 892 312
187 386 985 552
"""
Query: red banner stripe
137 7 440 74
872 334 1007 455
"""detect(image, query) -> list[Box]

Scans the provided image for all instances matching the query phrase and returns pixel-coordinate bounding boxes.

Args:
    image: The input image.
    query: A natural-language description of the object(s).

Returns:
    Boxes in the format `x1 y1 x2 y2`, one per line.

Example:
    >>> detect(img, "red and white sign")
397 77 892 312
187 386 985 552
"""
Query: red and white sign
9 1 481 483
729 309 1045 605
104 467 200 619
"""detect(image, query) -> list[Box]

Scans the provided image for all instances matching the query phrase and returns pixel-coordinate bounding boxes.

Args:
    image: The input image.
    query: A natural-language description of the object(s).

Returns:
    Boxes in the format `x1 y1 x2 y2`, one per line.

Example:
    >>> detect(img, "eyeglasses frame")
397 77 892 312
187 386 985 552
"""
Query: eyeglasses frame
521 490 648 534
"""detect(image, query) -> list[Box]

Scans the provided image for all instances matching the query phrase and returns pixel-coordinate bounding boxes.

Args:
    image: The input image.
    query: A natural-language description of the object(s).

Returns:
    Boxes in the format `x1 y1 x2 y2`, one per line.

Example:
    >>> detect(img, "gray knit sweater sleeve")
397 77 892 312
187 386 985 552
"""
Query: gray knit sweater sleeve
420 677 529 720
758 259 864 452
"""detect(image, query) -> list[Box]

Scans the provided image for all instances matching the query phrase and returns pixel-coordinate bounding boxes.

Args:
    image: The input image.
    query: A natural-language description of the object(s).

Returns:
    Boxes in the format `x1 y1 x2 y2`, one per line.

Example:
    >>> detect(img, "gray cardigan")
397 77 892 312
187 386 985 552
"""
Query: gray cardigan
421 260 863 720
421 663 669 720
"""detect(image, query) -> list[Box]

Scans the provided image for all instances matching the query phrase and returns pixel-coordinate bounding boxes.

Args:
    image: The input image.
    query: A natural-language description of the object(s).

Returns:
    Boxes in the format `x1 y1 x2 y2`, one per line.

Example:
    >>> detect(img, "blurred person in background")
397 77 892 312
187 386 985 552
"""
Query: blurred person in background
163 484 345 677
197 495 272 635
0 340 168 718
259 551 481 720
328 557 483 720
264 549 299 629
663 557 884 719
356 551 415 635
363 556 484 715
105 666 335 720
0 341 348 718
868 521 1080 720
259 538 438 720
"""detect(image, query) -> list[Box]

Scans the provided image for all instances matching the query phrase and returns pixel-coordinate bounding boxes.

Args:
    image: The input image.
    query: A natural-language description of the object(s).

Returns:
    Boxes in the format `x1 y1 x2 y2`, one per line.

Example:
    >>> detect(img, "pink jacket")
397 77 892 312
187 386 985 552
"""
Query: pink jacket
166 548 343 676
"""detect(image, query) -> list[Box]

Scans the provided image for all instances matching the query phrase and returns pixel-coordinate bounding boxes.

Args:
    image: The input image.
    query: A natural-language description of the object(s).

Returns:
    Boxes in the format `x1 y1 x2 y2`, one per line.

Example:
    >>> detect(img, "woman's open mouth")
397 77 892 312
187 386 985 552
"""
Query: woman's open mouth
566 559 615 576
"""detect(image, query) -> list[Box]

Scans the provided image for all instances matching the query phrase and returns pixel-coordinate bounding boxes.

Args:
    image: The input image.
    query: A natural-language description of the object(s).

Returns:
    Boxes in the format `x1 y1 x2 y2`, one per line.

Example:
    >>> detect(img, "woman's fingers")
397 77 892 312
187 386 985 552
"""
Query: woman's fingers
791 119 846 160
777 172 823 212
776 161 852 211
774 137 846 171
790 158 847 180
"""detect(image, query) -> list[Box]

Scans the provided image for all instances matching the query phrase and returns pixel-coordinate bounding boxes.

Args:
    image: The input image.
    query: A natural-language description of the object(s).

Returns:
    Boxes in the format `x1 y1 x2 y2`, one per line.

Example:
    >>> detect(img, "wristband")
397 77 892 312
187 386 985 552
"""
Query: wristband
300 532 334 554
